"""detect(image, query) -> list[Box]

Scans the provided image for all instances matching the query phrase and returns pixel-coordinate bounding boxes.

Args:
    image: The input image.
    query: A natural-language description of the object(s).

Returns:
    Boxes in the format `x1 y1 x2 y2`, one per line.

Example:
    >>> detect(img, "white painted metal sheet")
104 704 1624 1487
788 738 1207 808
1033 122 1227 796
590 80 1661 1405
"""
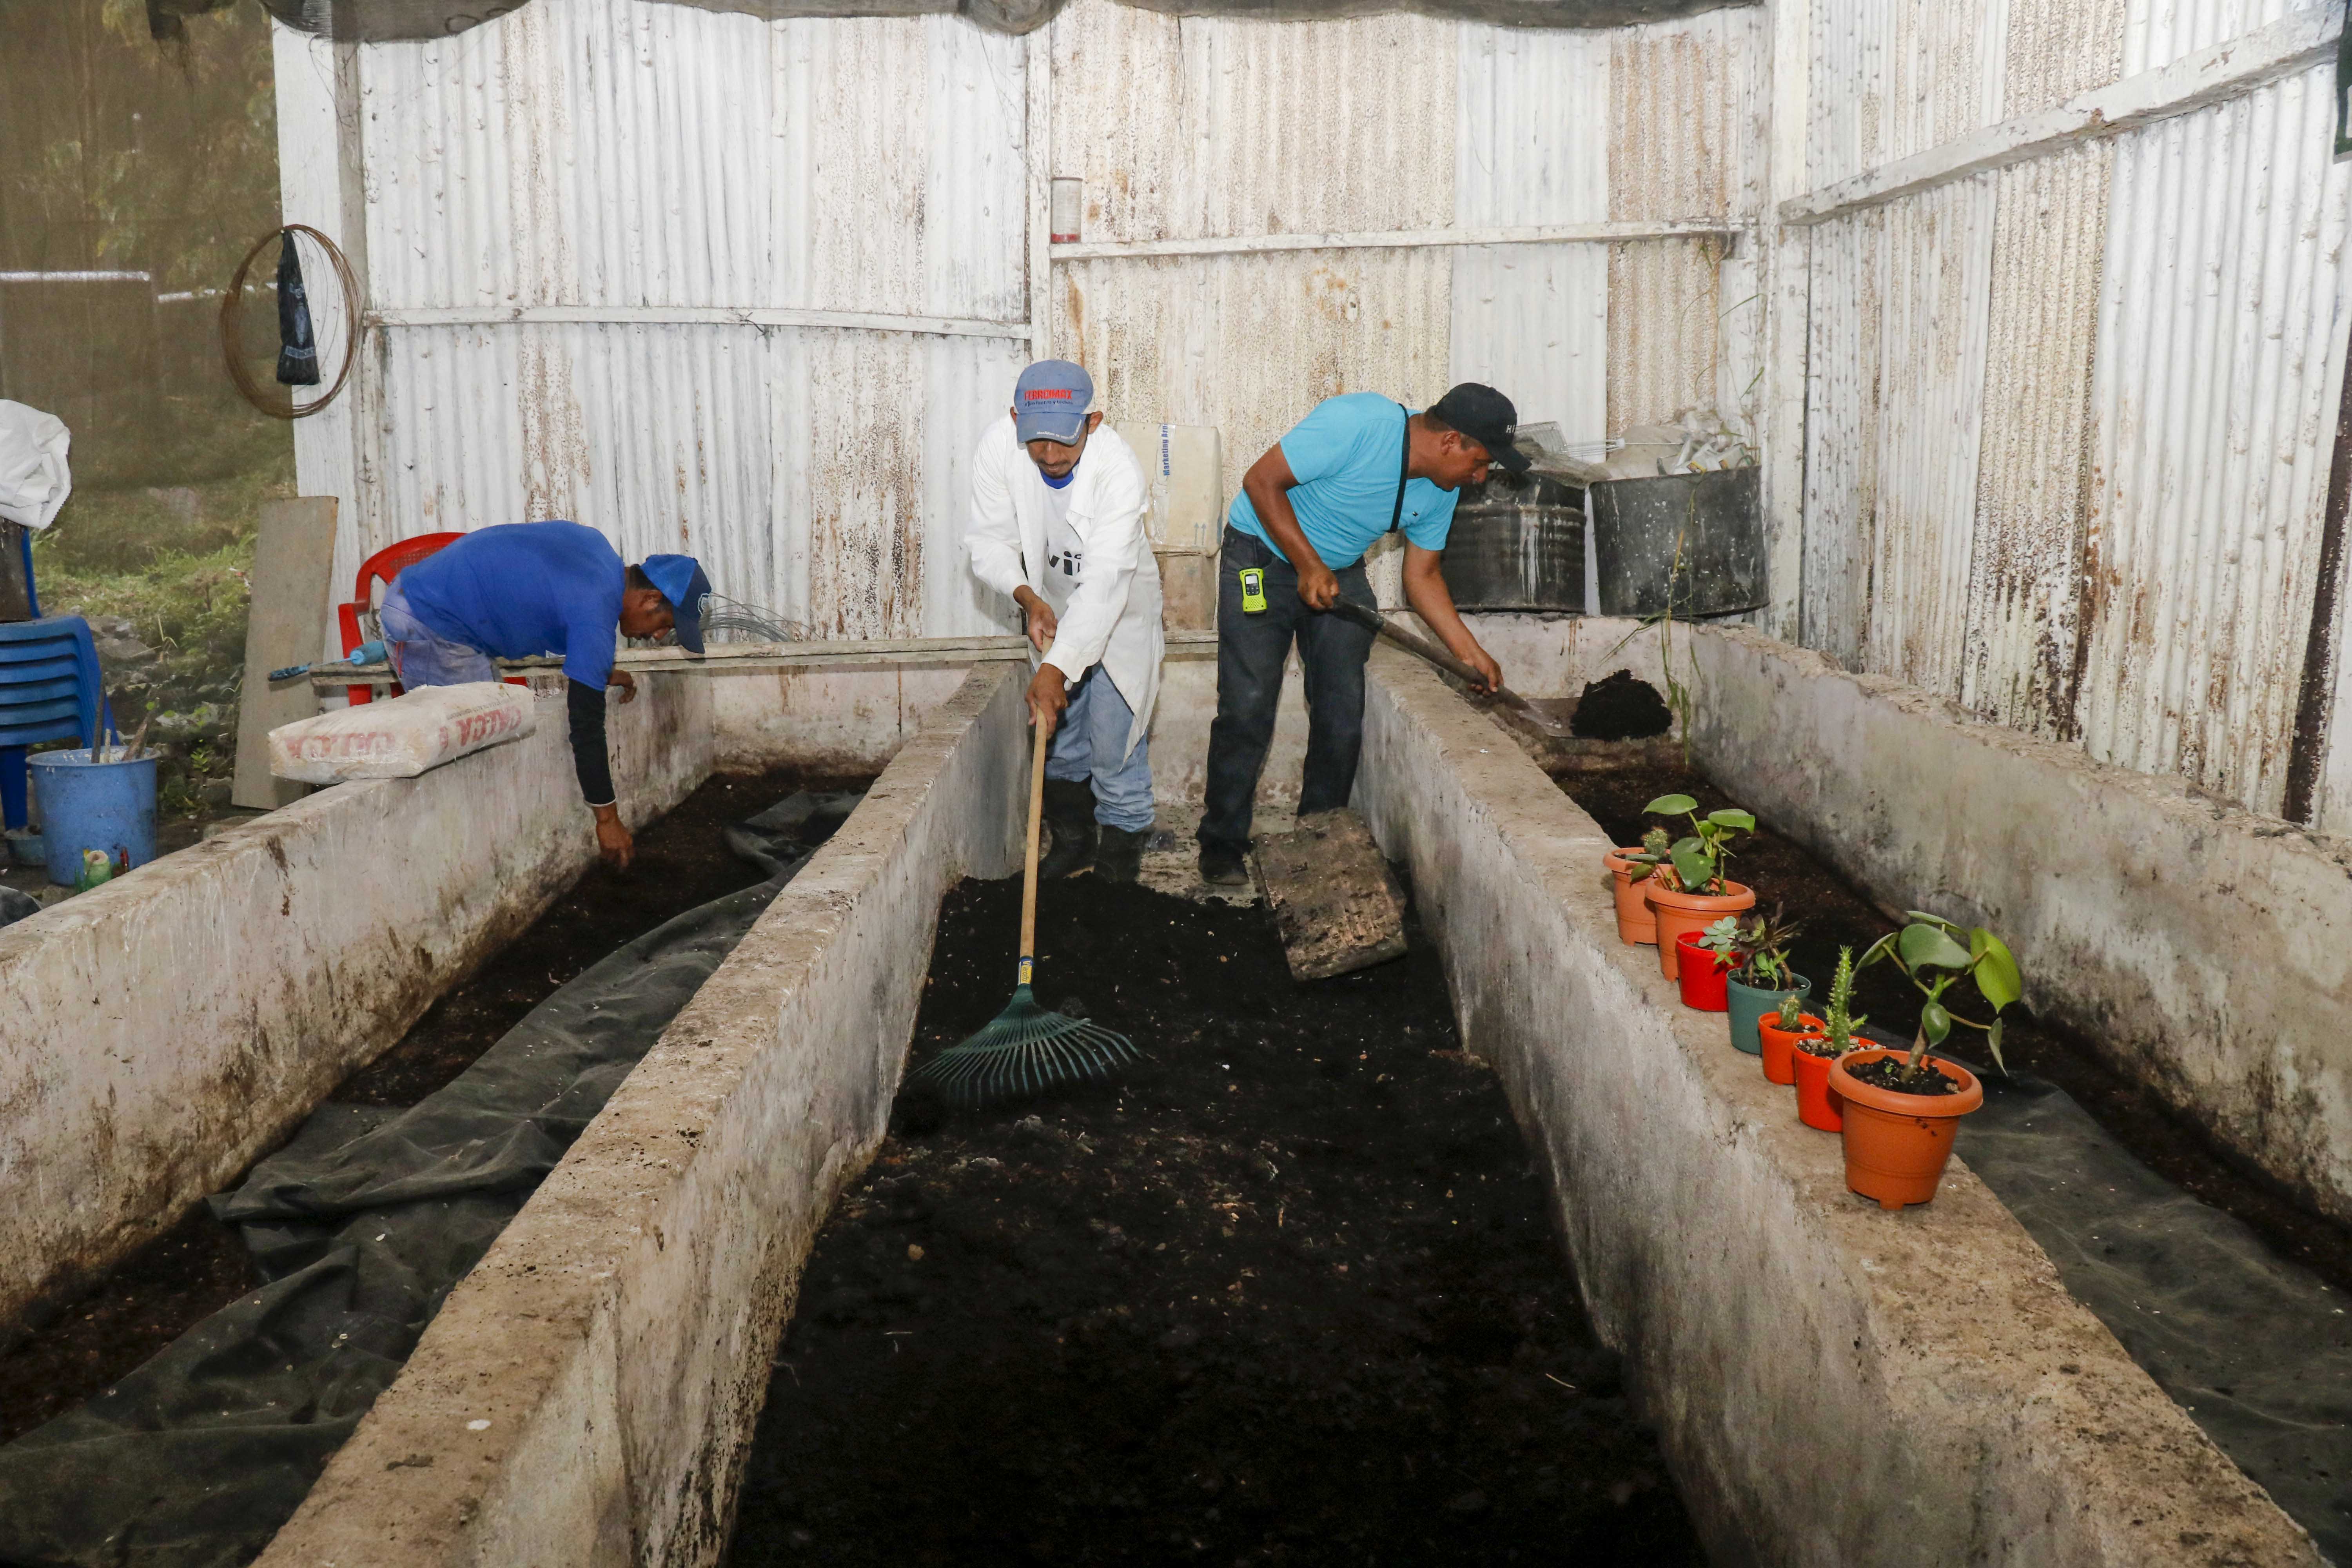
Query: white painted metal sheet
1607 8 1761 432
1807 0 2010 190
1450 25 1610 444
1961 139 2112 735
2124 0 2326 73
1046 0 1458 247
343 1 1031 641
2074 60 2352 814
1862 176 1996 695
1801 208 1880 668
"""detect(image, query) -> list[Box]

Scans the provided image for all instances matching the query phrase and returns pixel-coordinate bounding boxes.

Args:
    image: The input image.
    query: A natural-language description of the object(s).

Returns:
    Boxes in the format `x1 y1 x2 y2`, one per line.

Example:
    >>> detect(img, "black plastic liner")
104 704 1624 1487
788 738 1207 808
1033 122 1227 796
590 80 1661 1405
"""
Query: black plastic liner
1953 1055 2352 1561
0 790 860 1568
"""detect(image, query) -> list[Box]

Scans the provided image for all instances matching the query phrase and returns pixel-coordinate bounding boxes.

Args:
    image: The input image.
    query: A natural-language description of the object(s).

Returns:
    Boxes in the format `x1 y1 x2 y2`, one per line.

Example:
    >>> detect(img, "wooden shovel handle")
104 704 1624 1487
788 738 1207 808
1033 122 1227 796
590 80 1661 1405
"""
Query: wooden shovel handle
1018 714 1048 985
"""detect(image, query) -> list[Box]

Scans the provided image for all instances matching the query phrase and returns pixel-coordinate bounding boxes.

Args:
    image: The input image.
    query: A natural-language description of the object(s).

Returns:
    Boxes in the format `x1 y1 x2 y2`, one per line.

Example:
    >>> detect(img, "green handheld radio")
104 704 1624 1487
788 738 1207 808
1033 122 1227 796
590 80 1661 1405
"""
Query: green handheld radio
1239 567 1267 614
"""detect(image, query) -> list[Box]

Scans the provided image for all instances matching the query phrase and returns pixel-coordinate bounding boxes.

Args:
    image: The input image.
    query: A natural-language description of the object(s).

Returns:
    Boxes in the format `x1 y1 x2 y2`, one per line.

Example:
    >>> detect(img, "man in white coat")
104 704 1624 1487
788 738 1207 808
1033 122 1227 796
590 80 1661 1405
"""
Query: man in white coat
967 360 1165 882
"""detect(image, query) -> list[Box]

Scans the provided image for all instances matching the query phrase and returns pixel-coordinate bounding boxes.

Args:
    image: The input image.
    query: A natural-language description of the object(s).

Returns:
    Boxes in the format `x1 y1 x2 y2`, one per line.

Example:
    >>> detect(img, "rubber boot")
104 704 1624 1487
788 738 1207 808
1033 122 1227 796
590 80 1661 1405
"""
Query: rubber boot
1095 824 1150 884
1038 779 1098 879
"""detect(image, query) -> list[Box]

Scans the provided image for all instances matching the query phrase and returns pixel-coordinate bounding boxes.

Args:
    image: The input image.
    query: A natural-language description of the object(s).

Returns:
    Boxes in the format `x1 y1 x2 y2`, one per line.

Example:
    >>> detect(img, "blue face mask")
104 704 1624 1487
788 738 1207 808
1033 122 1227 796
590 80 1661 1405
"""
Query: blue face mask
1040 465 1076 490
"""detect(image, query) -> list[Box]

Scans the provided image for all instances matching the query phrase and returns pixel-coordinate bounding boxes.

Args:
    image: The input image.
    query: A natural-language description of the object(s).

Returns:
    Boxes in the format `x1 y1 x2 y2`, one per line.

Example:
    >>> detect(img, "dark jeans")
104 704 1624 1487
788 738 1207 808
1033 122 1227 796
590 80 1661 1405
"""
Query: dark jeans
1199 526 1378 852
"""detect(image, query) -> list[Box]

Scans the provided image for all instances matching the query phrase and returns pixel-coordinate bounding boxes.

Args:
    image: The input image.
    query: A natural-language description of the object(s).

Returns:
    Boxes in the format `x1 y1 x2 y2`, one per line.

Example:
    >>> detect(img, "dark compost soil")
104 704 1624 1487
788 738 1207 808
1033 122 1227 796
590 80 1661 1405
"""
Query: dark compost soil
1569 670 1674 741
728 875 1706 1568
0 766 855 1446
1557 760 2352 1297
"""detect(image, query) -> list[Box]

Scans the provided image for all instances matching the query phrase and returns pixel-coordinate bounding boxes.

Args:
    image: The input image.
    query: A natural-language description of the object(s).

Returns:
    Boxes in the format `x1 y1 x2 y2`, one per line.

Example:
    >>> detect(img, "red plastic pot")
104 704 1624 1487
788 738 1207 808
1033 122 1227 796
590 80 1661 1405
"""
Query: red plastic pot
1829 1049 1986 1210
1673 931 1731 1011
1757 1012 1826 1087
1791 1045 1845 1131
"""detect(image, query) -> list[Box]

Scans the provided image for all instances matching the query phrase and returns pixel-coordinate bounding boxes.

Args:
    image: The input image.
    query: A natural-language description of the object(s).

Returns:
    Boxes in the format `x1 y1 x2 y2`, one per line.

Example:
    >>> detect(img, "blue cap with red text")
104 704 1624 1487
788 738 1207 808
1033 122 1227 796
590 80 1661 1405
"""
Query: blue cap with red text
1013 360 1093 445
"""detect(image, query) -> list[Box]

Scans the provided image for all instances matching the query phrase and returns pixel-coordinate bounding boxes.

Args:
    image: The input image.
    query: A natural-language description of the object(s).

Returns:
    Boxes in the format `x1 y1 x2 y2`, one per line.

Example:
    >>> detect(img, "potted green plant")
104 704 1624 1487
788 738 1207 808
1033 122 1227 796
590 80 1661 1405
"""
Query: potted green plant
1700 907 1809 1056
1829 915 2020 1209
1634 793 1757 981
1758 992 1824 1087
1791 946 1861 1132
1602 824 1670 946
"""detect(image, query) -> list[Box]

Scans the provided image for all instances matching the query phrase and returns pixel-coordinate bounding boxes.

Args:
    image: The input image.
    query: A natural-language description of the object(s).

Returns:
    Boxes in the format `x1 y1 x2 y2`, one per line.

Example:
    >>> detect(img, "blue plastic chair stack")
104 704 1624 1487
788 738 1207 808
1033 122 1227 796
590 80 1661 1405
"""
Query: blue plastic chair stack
0 526 114 832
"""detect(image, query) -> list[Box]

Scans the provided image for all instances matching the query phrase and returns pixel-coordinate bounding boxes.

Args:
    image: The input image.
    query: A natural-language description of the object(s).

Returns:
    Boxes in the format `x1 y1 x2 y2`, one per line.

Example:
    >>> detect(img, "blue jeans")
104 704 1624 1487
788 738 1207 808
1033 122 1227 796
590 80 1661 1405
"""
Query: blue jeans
1047 665 1154 833
380 582 496 688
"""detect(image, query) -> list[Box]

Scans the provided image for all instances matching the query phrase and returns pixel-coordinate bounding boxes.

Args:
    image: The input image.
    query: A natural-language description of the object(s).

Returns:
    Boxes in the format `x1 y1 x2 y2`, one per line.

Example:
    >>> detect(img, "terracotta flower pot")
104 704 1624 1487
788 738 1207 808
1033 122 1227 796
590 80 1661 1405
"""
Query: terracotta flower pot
1791 1045 1845 1131
1829 1048 1986 1210
1757 1011 1826 1086
1644 878 1756 980
1726 972 1811 1057
1673 931 1732 1011
1602 849 1659 946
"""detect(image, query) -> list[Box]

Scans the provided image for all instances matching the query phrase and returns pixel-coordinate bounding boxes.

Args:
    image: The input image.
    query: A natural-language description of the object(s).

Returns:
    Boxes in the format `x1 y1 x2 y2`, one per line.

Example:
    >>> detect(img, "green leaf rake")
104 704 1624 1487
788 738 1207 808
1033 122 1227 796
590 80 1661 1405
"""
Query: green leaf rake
909 715 1139 1107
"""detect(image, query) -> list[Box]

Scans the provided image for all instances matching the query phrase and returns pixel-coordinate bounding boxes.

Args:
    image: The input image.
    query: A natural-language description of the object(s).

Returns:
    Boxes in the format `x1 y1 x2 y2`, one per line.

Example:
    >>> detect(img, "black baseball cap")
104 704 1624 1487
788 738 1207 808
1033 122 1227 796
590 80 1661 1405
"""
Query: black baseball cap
1429 383 1530 474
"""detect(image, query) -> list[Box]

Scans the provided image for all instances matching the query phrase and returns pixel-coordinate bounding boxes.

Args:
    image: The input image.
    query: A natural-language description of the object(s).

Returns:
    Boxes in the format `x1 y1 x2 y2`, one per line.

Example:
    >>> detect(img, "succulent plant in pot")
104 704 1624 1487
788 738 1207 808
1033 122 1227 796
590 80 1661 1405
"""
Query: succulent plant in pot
1700 906 1810 1057
1790 946 1862 1131
1828 915 2022 1209
1635 793 1757 982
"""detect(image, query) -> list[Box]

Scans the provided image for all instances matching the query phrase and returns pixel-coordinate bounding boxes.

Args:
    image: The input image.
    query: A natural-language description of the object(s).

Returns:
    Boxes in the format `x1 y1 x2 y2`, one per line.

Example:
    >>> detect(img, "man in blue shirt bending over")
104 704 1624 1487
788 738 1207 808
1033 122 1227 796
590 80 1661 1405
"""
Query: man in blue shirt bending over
378 520 710 873
1197 384 1521 886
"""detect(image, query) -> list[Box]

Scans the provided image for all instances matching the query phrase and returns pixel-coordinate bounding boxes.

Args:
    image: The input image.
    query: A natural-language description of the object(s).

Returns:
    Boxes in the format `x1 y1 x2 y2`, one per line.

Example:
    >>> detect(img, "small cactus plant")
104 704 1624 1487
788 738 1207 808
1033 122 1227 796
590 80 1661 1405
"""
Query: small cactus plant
1775 993 1803 1030
1800 946 1865 1058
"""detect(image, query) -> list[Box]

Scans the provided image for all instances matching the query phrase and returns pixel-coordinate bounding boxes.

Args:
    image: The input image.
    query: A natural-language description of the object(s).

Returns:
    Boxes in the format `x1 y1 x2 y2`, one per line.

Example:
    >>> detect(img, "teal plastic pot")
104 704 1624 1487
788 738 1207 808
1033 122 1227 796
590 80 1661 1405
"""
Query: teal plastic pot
1725 972 1811 1055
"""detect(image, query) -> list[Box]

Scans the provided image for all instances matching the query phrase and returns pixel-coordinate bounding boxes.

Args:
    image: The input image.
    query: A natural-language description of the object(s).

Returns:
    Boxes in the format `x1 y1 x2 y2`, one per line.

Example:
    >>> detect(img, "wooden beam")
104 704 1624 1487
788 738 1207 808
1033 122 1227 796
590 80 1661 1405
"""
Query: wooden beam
1780 8 2338 227
308 632 1223 689
1049 220 1744 263
369 304 1037 341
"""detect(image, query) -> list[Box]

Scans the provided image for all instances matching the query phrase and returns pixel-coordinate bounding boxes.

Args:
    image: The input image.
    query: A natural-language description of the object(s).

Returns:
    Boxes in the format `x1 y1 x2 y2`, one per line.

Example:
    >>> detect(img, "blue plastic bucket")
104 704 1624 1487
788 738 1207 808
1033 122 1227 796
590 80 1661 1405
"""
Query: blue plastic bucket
30 748 158 886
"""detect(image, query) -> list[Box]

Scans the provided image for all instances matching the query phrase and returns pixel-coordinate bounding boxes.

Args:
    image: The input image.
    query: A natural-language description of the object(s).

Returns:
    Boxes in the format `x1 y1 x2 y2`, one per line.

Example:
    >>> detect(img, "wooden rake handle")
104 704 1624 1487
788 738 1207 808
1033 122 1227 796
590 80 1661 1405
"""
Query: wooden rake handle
1018 714 1048 988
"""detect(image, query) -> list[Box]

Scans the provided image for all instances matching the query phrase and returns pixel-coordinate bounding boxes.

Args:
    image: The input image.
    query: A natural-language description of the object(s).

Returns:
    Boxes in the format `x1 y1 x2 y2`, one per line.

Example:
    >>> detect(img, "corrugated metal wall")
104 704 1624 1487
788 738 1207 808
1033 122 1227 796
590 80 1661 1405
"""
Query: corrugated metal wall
1792 0 2352 823
283 0 1755 638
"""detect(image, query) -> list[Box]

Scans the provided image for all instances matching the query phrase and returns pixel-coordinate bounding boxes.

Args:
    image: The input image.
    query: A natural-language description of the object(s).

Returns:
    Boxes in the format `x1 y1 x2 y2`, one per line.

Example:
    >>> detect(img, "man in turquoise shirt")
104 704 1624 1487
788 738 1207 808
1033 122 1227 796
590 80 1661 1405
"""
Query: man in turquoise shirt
1198 384 1521 885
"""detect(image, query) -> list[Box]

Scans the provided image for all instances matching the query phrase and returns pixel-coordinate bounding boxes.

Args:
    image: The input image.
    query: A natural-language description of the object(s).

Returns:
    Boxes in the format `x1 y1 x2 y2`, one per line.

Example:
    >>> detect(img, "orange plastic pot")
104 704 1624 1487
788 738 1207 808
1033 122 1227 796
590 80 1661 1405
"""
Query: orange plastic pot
1757 1012 1826 1087
1673 932 1732 1011
1644 878 1756 980
1790 1045 1844 1131
1829 1049 1985 1210
1602 849 1659 945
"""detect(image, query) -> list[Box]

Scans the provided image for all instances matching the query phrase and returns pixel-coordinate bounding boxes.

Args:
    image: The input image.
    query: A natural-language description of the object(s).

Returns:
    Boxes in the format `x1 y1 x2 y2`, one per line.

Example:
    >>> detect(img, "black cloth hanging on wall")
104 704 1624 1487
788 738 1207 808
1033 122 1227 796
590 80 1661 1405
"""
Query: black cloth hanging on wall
274 230 320 388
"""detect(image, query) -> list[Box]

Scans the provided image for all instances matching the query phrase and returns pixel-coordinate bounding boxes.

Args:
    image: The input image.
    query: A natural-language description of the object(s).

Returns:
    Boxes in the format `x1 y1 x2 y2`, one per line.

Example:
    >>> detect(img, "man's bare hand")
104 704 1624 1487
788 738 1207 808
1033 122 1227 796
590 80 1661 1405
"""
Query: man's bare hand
1463 643 1503 696
1296 563 1341 610
1027 662 1071 740
1014 586 1059 654
608 668 638 705
593 803 634 870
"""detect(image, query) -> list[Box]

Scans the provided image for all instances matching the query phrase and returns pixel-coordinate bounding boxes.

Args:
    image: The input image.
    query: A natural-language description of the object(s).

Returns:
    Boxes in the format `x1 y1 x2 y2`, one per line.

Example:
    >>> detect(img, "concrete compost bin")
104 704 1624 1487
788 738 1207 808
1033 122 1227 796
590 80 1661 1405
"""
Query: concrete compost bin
0 626 2319 1565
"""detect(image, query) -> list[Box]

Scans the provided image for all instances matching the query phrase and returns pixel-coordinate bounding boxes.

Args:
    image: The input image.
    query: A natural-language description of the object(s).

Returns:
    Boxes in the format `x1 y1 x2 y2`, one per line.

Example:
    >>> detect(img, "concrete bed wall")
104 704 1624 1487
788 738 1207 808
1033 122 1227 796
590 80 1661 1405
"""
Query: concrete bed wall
0 674 715 1347
254 664 1029 1567
1673 626 2352 1230
1354 648 2317 1565
1467 611 2352 1229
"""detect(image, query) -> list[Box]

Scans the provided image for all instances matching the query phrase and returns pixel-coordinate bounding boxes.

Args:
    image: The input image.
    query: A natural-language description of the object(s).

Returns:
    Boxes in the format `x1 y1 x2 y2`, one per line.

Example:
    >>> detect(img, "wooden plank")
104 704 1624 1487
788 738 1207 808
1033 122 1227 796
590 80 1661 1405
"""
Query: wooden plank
1253 808 1408 983
232 497 339 810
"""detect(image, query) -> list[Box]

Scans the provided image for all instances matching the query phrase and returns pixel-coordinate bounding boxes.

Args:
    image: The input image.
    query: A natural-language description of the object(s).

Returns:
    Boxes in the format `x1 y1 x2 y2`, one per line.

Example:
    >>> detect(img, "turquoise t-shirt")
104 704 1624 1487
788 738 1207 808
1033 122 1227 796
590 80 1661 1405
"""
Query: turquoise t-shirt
1226 392 1461 569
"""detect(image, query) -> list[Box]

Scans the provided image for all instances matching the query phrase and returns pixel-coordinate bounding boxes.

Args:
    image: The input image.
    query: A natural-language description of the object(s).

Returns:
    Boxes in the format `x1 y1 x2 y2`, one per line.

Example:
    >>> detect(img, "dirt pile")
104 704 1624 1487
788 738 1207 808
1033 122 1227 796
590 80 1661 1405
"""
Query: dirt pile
1568 670 1673 740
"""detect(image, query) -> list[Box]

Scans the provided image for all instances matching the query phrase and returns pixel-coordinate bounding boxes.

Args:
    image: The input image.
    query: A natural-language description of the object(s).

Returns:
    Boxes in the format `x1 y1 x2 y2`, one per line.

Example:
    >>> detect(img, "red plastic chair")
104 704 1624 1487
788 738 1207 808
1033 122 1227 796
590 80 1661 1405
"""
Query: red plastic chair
338 532 464 705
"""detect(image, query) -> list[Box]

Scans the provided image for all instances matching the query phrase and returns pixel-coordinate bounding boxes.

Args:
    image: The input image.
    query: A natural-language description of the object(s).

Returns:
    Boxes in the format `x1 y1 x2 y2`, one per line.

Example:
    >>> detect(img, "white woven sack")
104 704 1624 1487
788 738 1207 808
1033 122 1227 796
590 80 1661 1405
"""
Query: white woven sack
269 681 536 784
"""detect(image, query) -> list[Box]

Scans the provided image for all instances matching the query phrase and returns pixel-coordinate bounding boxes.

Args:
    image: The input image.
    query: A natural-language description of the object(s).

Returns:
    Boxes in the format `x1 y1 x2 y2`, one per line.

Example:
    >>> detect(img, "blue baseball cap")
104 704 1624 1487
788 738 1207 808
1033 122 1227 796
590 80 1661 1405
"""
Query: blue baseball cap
640 554 710 654
1013 360 1093 445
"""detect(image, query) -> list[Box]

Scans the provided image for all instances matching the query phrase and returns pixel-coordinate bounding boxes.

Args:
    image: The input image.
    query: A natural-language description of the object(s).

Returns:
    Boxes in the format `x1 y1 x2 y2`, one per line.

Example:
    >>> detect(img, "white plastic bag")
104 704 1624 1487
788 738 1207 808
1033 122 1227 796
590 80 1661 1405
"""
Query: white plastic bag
0 401 71 530
269 681 535 784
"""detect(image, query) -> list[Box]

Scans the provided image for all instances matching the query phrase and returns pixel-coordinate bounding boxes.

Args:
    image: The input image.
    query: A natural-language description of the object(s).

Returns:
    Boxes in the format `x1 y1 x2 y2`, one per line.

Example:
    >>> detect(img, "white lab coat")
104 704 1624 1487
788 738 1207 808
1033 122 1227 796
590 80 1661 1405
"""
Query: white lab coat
966 416 1163 762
